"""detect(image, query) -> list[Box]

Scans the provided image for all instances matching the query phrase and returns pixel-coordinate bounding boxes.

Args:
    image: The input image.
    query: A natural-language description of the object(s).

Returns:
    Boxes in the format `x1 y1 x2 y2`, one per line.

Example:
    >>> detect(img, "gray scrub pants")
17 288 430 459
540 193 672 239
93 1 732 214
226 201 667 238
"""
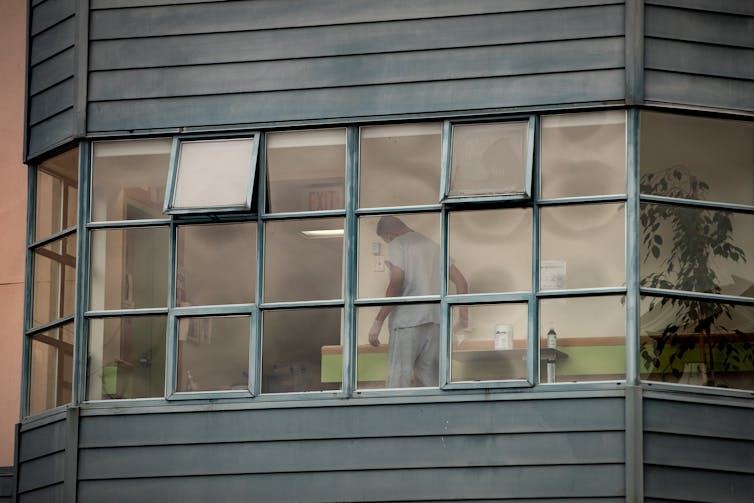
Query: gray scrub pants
386 323 439 388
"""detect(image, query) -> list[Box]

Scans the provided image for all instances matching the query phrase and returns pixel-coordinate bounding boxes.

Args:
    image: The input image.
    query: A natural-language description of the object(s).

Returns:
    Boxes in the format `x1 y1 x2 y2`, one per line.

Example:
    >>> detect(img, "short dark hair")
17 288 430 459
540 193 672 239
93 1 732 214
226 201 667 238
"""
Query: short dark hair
376 215 407 237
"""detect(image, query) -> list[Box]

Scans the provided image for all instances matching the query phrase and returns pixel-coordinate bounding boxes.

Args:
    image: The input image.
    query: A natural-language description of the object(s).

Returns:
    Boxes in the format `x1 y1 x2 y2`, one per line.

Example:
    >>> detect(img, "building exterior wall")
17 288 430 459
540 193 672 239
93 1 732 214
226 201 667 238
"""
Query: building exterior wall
0 0 27 470
15 1 754 502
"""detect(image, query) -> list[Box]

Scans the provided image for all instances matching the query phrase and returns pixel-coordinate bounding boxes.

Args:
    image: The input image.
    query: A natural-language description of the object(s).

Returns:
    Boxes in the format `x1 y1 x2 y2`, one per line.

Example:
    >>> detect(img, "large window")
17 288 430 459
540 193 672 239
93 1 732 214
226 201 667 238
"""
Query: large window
639 112 754 390
25 108 753 416
26 147 78 415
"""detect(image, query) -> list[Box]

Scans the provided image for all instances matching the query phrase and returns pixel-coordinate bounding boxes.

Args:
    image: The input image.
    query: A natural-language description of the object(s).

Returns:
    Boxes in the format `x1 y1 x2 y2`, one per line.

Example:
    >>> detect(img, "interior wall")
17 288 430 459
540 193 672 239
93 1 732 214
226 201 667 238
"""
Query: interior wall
0 0 27 466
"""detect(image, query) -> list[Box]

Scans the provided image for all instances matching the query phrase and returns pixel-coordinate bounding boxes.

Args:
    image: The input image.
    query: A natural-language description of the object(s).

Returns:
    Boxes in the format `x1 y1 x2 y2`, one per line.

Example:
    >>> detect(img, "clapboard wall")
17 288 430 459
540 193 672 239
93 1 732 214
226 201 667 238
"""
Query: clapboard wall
643 393 754 503
0 467 13 503
75 395 626 502
84 0 627 133
15 410 71 503
644 0 754 112
27 0 82 159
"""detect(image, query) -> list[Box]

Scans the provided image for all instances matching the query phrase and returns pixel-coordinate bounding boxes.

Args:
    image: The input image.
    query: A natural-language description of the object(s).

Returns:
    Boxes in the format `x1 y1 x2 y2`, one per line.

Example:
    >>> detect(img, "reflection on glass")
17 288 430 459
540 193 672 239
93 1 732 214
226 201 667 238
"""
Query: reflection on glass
267 129 346 213
89 227 169 310
35 148 78 240
450 303 528 382
448 209 532 294
358 213 442 299
539 296 625 383
172 138 255 210
359 123 442 208
356 304 440 389
262 308 342 393
540 203 625 290
33 234 77 327
176 222 257 306
29 323 73 415
641 112 754 206
449 121 529 197
91 139 172 221
86 316 166 400
640 203 753 298
641 296 754 391
541 110 626 198
264 218 344 302
176 316 250 392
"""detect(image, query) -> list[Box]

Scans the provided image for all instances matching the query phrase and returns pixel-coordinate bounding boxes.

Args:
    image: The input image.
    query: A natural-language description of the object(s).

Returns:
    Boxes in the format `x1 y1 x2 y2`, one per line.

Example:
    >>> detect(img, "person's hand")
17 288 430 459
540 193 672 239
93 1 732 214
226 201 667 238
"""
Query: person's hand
369 319 383 347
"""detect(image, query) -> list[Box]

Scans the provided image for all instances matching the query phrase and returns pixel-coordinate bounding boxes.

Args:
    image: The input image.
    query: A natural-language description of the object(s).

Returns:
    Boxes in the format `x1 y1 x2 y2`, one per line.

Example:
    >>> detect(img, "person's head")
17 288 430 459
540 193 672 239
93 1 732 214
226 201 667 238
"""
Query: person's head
376 215 411 243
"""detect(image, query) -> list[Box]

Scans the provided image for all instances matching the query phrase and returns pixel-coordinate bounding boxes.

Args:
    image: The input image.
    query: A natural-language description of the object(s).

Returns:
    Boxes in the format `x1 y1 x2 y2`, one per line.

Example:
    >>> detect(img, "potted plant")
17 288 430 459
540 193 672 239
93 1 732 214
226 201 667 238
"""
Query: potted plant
639 165 753 386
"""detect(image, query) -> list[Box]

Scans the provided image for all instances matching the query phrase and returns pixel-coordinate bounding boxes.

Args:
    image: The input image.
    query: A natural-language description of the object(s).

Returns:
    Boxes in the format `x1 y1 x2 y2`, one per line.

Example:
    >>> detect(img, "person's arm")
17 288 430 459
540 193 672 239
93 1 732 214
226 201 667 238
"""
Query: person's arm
449 264 469 328
368 264 404 346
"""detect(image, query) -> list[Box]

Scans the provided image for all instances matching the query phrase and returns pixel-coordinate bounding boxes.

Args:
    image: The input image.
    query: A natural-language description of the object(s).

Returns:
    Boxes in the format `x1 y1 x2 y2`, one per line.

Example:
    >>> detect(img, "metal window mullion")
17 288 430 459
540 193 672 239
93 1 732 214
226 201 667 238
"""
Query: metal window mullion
343 126 359 396
639 288 754 306
537 195 628 206
439 204 450 387
355 205 442 216
639 194 754 214
626 108 641 386
29 227 77 249
87 218 172 229
164 218 178 399
252 133 268 396
530 115 542 386
76 142 92 405
444 292 532 304
21 166 37 418
85 308 170 318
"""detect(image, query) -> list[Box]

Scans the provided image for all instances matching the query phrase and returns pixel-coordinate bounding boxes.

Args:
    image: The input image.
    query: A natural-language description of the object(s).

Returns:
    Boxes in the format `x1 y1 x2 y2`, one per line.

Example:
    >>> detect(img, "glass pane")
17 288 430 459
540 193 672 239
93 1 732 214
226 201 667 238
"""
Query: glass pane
449 121 528 197
264 218 344 302
358 213 441 299
89 227 169 310
172 138 255 210
176 222 257 306
541 110 626 198
29 323 74 415
359 123 442 208
92 139 172 221
641 112 754 206
640 203 753 298
262 308 342 393
266 129 346 213
356 304 440 389
86 316 167 400
176 315 250 392
539 296 626 383
641 296 754 391
540 203 625 290
450 303 528 382
35 148 78 239
32 234 77 327
448 209 532 294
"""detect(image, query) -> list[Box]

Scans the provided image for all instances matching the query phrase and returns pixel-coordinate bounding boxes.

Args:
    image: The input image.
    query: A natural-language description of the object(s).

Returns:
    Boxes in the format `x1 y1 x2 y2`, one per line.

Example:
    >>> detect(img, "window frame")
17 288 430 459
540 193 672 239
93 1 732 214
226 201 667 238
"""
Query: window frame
441 116 535 204
163 133 261 215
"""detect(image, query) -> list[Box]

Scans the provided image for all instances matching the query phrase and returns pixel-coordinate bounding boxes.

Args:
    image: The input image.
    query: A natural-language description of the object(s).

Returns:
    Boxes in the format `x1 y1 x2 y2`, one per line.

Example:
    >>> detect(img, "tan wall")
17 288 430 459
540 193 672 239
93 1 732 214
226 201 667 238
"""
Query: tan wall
0 0 27 466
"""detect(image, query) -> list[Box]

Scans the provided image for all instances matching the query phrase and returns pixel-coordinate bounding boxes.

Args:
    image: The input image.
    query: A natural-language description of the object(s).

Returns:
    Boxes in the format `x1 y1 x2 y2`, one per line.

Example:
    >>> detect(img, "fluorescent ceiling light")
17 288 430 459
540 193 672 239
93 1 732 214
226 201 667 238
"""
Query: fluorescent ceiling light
301 229 344 238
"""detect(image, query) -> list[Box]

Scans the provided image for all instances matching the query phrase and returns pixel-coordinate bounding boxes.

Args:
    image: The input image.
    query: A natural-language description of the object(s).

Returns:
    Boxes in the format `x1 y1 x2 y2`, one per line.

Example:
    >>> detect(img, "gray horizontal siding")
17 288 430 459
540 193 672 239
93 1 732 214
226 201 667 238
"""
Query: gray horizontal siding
0 468 13 501
76 397 625 502
31 0 75 36
92 0 226 8
89 37 624 101
86 2 626 134
16 416 68 502
29 47 75 95
78 465 625 503
17 484 64 503
27 0 80 159
89 5 624 70
644 397 754 503
89 0 623 40
88 69 625 132
29 78 75 126
646 0 754 17
643 3 754 113
28 110 76 157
